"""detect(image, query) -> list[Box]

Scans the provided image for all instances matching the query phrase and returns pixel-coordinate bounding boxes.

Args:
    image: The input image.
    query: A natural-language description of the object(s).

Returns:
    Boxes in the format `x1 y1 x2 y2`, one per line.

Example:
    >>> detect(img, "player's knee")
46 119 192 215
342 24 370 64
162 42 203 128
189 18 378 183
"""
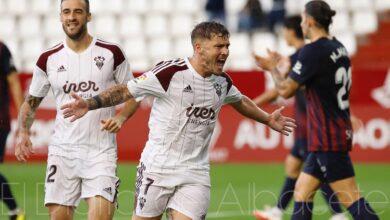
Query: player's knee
334 190 361 208
293 182 315 202
330 178 361 207
87 196 115 220
47 204 74 220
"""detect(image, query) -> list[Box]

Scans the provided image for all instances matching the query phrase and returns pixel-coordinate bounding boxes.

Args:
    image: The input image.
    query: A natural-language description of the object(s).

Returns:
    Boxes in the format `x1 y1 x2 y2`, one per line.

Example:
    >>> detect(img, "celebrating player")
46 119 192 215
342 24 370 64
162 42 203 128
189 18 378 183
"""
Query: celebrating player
61 21 296 220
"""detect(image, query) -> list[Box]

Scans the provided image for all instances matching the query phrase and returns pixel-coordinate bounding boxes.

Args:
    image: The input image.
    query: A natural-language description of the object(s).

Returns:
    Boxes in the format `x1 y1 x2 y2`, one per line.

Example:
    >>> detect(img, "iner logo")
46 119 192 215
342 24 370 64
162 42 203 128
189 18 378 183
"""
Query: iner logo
186 104 215 120
62 81 99 94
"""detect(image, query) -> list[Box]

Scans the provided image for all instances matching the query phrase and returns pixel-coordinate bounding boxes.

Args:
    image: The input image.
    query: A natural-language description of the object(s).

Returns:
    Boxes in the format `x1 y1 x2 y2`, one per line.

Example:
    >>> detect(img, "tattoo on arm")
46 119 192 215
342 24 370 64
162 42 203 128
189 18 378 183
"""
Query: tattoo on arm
18 95 43 131
87 84 132 110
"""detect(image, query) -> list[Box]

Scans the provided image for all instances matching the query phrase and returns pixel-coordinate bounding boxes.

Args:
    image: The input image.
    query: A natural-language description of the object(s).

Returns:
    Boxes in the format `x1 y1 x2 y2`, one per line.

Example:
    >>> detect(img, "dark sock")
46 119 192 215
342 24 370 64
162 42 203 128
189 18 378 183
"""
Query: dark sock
291 201 313 220
347 197 379 220
320 184 343 214
0 173 18 211
276 177 297 210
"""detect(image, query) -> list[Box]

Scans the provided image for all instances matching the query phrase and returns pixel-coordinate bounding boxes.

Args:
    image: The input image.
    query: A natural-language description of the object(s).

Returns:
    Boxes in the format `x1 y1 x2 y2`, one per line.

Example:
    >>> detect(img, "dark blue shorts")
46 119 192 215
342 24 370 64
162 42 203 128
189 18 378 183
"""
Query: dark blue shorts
290 139 308 160
303 151 355 183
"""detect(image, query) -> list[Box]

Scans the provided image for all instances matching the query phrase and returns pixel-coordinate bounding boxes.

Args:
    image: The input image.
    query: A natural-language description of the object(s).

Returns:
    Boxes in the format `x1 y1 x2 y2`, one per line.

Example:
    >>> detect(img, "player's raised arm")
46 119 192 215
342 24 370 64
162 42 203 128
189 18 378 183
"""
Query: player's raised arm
61 84 133 122
253 50 299 98
230 95 296 136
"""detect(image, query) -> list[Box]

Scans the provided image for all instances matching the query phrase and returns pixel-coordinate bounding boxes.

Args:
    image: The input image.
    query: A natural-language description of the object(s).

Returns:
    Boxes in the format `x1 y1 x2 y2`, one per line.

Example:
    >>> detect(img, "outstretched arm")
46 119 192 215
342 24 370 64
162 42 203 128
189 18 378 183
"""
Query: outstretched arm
230 96 296 136
61 84 133 122
87 84 133 110
253 88 279 107
16 95 44 161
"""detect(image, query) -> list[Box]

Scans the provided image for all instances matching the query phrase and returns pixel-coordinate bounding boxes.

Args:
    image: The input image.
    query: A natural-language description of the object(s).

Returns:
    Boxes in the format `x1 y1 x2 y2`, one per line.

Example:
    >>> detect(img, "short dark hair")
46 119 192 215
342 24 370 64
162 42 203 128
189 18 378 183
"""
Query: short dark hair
191 21 230 46
305 0 336 32
61 0 90 13
283 15 304 40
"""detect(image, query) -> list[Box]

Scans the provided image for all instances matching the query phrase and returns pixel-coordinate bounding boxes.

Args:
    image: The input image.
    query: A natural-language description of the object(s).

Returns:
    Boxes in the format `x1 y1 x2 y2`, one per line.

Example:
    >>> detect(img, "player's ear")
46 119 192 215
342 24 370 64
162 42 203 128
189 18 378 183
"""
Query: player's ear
194 41 202 54
307 16 315 28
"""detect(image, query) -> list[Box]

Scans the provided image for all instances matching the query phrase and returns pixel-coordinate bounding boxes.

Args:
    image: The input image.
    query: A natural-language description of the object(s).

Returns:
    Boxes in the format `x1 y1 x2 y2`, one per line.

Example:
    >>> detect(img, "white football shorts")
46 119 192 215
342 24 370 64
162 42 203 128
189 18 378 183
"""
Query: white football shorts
44 155 120 207
133 163 210 220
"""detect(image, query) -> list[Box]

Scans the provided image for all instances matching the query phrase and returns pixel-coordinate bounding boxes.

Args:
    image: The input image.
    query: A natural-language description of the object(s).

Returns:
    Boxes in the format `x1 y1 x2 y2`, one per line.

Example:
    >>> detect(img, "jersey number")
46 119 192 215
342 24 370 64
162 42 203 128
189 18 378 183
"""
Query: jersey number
144 178 154 195
335 67 352 110
46 165 57 183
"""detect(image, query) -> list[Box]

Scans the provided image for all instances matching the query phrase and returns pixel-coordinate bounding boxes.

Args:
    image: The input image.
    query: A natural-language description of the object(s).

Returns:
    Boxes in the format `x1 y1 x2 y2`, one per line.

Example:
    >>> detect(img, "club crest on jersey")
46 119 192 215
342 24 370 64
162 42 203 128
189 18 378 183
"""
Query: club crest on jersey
214 83 222 97
94 56 105 70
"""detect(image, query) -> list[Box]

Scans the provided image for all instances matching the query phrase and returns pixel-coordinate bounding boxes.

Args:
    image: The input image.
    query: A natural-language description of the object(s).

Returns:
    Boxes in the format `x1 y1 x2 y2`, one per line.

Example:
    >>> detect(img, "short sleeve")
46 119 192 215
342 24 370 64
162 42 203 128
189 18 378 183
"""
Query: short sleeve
289 45 319 85
224 85 242 104
127 71 165 100
113 47 133 84
29 65 51 97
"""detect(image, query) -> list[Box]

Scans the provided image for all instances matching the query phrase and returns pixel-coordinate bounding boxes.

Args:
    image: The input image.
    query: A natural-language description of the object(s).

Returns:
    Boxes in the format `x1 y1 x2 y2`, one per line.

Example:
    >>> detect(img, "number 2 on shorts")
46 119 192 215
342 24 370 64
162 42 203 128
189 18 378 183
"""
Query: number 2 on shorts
46 165 57 183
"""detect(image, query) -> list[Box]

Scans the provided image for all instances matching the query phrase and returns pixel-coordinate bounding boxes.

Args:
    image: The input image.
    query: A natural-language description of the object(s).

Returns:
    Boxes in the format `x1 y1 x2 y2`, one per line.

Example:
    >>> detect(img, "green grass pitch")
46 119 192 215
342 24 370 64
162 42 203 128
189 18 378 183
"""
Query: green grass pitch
1 163 389 219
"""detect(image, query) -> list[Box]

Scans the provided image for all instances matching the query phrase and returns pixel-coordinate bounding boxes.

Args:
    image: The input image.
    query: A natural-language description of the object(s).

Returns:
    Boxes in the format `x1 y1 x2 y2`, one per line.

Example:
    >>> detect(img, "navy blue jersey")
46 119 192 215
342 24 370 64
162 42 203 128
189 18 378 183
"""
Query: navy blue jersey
290 49 307 143
0 42 17 131
290 37 353 152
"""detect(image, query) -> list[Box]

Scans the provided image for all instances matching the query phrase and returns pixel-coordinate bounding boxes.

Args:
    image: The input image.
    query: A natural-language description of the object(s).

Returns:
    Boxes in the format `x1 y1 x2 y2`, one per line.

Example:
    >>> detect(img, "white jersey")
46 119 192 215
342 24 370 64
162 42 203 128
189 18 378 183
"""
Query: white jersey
29 38 133 162
127 58 242 173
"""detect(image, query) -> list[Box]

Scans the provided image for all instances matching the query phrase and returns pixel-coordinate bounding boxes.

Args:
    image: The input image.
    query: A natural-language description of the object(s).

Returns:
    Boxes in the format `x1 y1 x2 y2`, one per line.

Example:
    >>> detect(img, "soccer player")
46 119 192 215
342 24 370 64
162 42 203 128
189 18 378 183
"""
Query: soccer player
0 41 26 220
60 21 296 220
253 16 347 220
253 1 379 220
15 0 139 219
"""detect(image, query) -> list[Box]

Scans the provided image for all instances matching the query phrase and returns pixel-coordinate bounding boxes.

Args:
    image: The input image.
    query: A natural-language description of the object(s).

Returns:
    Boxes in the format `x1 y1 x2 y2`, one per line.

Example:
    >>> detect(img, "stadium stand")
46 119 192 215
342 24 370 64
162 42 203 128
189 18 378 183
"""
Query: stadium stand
0 14 16 38
352 21 390 70
0 0 388 72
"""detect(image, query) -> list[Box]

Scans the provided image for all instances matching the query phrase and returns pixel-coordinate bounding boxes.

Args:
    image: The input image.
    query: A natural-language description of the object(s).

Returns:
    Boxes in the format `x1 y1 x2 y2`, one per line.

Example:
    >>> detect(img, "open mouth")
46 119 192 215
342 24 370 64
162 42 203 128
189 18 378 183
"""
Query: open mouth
67 22 79 29
216 58 226 68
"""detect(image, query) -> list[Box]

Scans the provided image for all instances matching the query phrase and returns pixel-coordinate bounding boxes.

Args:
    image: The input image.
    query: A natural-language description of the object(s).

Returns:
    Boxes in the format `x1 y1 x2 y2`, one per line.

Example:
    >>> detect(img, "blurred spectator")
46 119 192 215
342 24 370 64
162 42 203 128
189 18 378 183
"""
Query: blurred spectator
268 0 286 32
0 41 25 220
205 0 226 25
238 0 264 32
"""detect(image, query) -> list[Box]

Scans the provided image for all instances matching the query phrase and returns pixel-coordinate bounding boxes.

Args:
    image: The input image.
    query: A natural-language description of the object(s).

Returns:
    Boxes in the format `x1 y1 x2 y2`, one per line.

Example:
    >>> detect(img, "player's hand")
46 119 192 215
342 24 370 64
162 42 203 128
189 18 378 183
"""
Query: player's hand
267 106 296 136
100 115 126 133
253 51 275 71
253 49 283 71
253 49 291 75
61 92 88 122
15 130 34 162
